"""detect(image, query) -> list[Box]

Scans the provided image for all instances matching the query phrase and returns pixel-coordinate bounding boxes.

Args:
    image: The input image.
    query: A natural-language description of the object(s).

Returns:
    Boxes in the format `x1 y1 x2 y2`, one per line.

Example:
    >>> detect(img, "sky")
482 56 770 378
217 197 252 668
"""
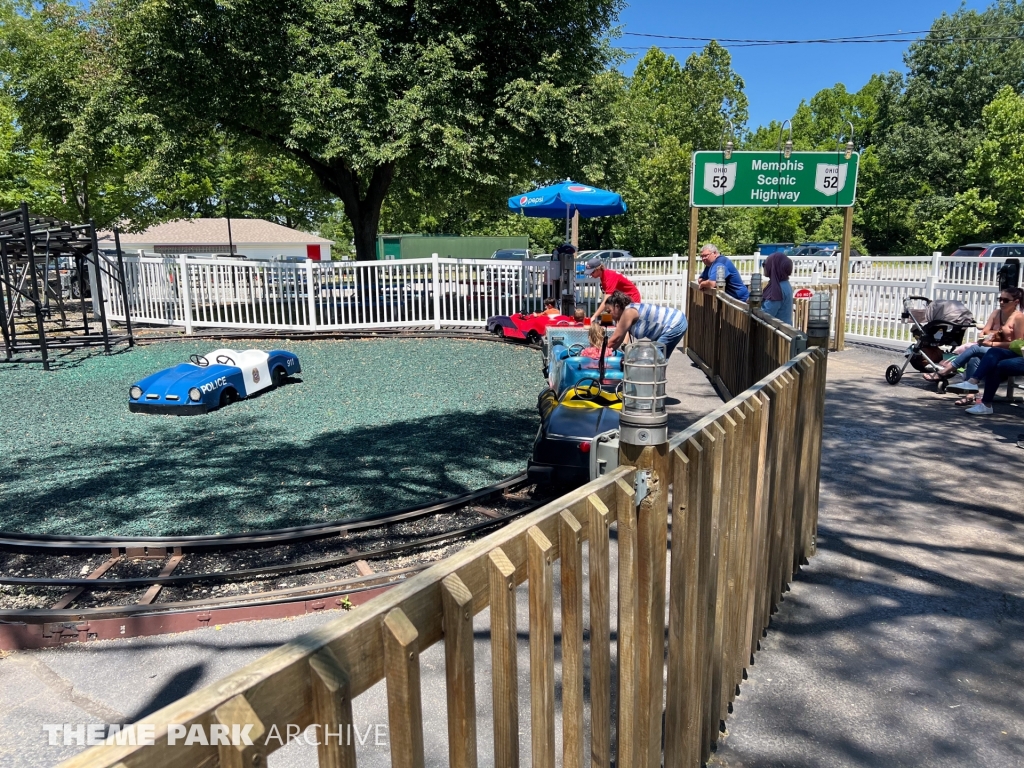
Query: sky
616 0 989 130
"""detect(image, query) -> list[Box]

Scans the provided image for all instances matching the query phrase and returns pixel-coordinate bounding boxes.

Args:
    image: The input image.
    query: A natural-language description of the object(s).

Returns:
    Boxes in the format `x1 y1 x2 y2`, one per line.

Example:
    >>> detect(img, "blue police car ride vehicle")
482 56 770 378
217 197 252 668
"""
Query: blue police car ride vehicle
128 348 301 415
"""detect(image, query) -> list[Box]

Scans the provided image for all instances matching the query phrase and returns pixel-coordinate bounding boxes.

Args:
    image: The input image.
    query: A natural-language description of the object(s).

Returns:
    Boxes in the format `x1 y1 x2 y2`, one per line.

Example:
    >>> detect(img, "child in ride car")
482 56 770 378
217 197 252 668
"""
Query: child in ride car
580 321 615 359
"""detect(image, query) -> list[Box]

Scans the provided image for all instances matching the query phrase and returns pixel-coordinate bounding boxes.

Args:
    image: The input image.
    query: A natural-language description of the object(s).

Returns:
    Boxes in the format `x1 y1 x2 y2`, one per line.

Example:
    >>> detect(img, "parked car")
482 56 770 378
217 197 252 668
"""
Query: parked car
946 243 1024 280
128 348 301 415
813 247 866 272
575 249 633 276
576 249 633 264
36 256 91 300
756 243 795 256
490 248 532 260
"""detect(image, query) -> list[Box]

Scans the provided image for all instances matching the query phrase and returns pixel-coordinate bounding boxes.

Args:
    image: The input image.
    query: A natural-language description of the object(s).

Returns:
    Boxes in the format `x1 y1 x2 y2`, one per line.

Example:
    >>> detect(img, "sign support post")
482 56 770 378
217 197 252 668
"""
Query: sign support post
687 207 698 283
836 205 854 350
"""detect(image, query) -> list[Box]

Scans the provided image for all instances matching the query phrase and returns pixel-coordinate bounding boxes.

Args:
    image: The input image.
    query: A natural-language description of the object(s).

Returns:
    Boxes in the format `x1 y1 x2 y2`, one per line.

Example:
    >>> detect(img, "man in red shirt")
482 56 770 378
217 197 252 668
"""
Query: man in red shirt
583 257 641 320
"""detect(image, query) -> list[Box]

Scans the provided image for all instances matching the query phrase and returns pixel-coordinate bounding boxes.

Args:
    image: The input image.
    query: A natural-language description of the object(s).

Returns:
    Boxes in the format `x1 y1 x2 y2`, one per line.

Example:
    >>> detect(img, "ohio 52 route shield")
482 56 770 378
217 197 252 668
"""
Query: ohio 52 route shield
690 151 860 207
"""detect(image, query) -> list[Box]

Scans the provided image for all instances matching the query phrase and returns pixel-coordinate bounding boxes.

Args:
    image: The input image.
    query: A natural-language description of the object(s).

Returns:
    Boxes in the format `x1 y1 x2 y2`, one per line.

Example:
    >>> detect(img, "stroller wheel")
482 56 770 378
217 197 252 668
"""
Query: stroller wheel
937 379 948 393
885 365 903 385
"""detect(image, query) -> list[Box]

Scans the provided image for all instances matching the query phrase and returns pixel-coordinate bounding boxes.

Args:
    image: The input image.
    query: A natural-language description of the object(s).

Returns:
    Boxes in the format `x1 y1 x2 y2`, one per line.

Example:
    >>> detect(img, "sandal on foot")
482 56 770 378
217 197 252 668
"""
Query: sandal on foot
924 370 951 382
954 394 976 406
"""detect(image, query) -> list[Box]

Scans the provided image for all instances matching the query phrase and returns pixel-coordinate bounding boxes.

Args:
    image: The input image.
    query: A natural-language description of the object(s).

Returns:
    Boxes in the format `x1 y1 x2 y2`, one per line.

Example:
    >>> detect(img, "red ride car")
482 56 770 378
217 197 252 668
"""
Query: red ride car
486 311 584 342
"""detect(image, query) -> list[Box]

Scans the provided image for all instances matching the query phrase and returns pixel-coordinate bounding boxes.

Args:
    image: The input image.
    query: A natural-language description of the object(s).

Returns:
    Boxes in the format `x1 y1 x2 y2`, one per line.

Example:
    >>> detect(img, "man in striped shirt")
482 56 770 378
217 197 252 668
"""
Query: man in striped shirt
606 291 689 357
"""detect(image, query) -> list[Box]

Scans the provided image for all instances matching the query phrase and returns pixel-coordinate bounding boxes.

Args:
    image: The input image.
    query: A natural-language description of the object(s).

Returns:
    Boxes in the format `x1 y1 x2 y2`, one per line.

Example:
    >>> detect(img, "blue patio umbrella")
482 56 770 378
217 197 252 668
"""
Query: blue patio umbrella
508 180 627 241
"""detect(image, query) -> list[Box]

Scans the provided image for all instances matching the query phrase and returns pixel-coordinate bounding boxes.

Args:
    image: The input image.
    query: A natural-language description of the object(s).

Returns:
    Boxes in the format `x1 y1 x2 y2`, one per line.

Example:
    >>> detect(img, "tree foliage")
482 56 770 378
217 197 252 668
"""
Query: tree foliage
108 0 623 258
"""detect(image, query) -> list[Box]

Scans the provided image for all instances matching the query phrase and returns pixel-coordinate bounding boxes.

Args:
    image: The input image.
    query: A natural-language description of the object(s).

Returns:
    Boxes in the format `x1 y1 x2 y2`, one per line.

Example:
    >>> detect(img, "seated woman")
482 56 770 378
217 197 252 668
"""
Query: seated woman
955 339 1024 415
580 321 616 359
926 287 1023 396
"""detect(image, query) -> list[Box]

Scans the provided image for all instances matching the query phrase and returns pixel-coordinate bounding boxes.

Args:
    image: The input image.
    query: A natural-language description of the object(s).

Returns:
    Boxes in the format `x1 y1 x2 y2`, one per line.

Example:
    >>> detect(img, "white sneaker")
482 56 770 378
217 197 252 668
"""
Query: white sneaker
948 373 965 384
965 403 993 415
954 381 979 392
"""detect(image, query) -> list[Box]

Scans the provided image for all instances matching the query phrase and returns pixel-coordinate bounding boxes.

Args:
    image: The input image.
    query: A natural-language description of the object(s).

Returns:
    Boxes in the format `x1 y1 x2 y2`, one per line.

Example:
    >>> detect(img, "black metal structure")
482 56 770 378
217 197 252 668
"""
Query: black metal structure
0 203 134 369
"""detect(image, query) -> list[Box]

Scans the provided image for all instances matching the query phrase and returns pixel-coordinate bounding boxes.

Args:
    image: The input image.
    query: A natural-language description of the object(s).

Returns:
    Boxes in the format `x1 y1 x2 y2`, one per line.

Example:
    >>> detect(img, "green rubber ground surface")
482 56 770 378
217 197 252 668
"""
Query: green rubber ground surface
0 338 544 536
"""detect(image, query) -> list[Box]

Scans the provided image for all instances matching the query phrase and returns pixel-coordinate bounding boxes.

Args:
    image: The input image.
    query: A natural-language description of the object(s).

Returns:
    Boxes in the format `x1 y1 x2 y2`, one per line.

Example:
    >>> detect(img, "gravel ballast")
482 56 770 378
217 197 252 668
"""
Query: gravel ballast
0 337 544 536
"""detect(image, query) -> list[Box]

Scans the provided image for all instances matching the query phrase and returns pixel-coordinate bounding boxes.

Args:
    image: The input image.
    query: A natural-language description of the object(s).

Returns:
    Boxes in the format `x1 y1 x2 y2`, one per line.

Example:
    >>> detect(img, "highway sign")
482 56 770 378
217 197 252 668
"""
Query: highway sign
690 151 860 208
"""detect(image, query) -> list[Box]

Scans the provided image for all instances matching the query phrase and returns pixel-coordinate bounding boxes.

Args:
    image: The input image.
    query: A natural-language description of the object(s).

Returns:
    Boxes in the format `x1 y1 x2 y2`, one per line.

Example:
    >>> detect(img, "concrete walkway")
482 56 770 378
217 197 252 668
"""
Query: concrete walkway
712 344 1024 768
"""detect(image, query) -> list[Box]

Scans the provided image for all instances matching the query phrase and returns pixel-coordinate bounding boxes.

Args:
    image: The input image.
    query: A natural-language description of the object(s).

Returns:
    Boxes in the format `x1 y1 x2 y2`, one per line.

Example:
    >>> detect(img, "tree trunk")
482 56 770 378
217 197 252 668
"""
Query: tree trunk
304 159 395 261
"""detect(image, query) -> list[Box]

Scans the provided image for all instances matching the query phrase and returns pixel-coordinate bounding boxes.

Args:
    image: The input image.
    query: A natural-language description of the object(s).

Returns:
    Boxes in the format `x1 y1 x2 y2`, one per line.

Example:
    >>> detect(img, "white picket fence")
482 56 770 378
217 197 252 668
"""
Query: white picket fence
106 253 691 332
105 252 1009 348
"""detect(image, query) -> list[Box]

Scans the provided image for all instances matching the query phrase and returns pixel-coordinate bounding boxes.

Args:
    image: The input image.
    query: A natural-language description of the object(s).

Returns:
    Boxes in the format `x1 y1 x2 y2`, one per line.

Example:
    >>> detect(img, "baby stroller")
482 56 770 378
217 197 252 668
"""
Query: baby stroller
885 297 975 386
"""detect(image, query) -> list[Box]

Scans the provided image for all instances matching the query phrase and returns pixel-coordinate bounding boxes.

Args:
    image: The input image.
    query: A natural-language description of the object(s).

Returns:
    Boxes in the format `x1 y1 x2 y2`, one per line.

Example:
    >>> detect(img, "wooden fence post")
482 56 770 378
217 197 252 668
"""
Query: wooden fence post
618 437 669 768
528 526 556 768
442 574 478 768
559 512 585 768
615 477 639 768
488 548 518 768
383 608 425 768
588 494 613 768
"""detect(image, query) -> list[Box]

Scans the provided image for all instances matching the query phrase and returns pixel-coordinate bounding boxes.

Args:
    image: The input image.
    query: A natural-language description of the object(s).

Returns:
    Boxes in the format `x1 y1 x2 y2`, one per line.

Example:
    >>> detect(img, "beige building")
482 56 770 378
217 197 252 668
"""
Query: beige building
99 218 333 261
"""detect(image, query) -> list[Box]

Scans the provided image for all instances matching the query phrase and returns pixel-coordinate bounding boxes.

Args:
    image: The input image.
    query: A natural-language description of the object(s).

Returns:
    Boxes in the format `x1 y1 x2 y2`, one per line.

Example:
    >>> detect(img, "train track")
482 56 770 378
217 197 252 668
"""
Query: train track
0 326 548 648
130 325 541 347
0 474 550 647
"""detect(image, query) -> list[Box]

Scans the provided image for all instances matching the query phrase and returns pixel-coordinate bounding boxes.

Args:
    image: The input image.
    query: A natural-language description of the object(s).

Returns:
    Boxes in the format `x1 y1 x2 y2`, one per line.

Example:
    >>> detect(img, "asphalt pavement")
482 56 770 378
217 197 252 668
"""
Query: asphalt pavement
711 344 1024 768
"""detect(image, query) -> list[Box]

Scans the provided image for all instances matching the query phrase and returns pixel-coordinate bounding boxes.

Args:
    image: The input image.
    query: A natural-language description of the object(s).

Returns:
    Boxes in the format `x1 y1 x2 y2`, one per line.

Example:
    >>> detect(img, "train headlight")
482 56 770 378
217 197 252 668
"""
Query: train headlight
129 386 142 400
188 388 202 402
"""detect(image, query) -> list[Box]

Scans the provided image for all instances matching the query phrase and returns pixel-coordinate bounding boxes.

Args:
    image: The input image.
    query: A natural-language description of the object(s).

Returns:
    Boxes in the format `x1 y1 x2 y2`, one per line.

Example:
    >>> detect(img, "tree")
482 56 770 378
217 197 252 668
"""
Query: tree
923 86 1024 248
608 44 748 255
0 0 347 238
0 0 154 227
110 0 623 259
866 0 1024 252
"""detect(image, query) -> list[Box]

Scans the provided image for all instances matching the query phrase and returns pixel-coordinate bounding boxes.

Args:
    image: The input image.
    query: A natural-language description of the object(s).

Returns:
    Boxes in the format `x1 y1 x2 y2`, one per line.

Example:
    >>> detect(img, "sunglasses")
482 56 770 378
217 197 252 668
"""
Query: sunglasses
999 297 1016 304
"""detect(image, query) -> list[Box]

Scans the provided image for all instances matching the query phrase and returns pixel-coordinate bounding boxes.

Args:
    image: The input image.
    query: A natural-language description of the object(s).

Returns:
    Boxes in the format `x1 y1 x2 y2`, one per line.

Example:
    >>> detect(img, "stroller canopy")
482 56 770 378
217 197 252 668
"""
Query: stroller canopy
925 300 975 327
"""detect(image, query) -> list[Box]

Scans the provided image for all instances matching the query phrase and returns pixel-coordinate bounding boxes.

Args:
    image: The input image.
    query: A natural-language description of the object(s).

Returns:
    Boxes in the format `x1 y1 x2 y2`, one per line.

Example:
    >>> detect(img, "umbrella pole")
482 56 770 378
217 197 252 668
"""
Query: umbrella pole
561 203 575 316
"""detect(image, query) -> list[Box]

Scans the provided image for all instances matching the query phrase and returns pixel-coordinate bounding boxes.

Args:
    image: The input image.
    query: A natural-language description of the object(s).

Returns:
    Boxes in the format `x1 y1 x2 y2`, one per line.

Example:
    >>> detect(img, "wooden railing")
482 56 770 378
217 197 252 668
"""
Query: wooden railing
686 282 809 398
62 340 826 768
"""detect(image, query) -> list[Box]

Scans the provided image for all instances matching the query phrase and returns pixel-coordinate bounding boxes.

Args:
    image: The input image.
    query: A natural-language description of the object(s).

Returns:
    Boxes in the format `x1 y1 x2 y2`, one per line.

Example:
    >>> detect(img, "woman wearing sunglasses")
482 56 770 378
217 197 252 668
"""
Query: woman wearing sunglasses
925 287 1024 404
944 287 1024 413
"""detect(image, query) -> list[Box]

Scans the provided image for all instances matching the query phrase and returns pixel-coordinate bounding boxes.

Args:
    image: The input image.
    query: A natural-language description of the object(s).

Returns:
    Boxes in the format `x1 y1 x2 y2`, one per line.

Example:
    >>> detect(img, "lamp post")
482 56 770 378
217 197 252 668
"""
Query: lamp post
616 339 670 766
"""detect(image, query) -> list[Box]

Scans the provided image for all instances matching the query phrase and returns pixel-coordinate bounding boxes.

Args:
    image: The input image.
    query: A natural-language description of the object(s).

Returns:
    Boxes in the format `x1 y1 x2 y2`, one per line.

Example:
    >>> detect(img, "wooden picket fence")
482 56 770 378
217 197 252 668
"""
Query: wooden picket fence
62 342 826 768
686 283 810 398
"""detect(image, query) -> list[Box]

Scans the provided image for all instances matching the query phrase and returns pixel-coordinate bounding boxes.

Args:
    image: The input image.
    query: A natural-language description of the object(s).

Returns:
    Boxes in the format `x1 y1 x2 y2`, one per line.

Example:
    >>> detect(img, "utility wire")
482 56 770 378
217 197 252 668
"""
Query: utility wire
619 25 1024 50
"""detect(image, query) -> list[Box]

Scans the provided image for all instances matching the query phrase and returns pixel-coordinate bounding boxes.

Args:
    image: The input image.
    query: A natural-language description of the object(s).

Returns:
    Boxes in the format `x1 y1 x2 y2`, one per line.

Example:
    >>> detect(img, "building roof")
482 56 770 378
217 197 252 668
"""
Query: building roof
97 218 332 246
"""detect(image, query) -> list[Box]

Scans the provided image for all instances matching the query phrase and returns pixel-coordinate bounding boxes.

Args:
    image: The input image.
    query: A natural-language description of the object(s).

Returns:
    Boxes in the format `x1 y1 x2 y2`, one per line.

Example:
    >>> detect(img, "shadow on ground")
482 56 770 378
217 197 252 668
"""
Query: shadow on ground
711 346 1024 768
0 407 536 536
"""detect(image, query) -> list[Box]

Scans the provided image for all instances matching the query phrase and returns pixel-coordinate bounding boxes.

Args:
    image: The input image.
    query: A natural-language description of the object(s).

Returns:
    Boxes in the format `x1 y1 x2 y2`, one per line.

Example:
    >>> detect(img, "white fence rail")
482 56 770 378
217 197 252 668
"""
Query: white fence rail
105 252 1011 348
105 254 691 332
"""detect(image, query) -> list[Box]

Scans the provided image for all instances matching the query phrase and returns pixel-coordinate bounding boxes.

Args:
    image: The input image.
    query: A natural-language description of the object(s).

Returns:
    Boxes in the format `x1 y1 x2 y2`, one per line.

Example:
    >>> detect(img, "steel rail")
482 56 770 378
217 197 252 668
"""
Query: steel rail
0 565 427 623
0 498 546 589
